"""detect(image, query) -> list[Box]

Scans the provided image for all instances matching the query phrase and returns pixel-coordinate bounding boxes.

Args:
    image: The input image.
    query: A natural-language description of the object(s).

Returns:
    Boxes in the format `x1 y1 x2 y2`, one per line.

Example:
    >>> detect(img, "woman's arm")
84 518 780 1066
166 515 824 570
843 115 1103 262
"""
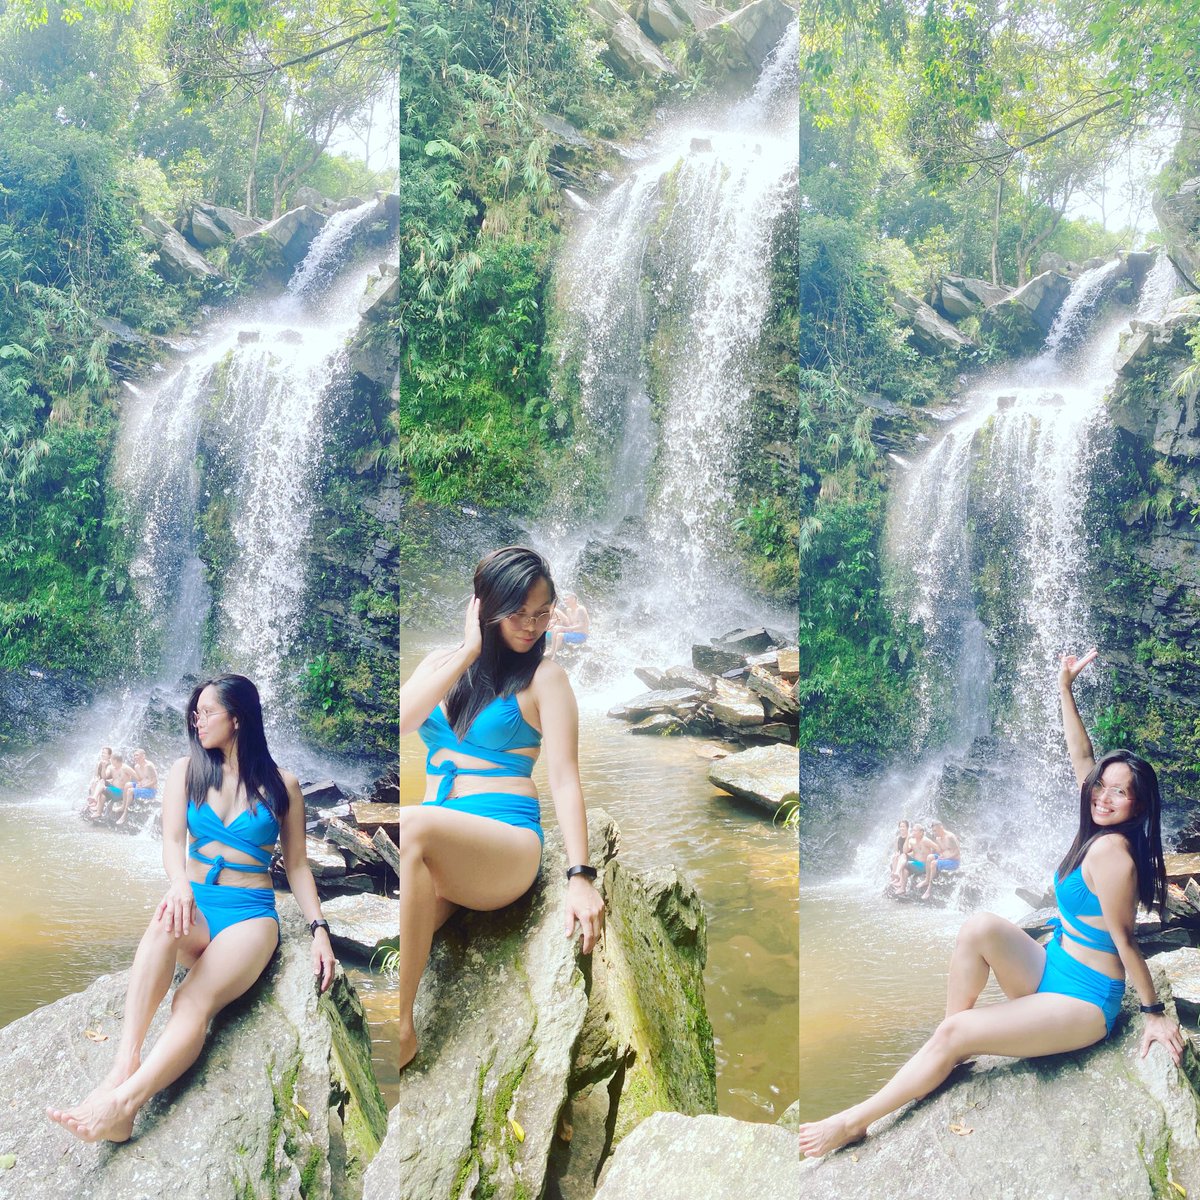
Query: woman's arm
535 660 605 954
278 770 336 992
1059 649 1098 786
158 757 196 936
1090 837 1185 1065
398 598 482 736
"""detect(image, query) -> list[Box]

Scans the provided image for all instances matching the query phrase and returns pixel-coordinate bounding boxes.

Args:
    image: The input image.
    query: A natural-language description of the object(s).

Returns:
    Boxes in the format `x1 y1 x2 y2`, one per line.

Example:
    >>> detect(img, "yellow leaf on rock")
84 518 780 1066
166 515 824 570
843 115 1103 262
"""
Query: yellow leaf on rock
510 1118 525 1143
295 1103 309 1120
0 1154 14 1169
948 1123 974 1136
82 1029 108 1043
1169 1180 1185 1197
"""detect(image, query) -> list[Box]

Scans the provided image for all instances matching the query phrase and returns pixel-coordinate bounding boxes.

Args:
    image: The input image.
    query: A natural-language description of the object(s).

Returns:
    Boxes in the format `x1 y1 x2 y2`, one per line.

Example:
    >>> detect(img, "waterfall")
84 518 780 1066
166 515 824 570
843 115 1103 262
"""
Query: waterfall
542 24 798 676
879 259 1177 876
115 230 386 710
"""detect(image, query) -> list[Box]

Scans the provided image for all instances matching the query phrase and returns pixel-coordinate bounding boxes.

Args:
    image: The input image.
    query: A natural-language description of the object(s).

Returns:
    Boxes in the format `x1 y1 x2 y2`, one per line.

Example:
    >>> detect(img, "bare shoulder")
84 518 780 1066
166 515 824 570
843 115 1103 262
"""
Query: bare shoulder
1085 833 1137 876
533 658 571 691
169 755 189 776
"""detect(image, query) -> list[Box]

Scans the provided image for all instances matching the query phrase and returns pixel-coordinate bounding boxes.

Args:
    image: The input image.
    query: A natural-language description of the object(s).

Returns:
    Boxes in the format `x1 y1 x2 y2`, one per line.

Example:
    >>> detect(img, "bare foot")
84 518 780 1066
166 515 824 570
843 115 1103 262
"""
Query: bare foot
797 1111 867 1158
399 1028 418 1072
46 1087 136 1143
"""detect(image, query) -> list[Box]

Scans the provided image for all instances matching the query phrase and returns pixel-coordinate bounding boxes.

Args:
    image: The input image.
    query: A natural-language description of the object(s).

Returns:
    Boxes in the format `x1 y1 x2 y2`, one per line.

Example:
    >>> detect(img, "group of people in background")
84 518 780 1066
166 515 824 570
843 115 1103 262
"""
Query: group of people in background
85 745 159 825
889 818 962 899
545 591 590 659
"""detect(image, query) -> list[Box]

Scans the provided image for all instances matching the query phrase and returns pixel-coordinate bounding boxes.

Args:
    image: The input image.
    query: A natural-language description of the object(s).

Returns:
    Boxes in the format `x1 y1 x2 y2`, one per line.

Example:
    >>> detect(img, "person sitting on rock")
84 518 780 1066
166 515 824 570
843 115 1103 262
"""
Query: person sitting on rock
897 824 937 896
96 753 137 822
547 591 590 659
889 819 910 891
798 648 1184 1159
113 749 159 827
922 821 962 899
47 674 337 1143
398 546 605 1073
86 746 113 817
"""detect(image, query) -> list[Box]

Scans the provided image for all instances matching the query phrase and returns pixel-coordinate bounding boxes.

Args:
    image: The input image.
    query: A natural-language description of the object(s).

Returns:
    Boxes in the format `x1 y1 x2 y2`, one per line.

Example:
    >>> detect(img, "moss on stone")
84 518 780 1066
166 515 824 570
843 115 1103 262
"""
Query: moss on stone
298 1145 323 1199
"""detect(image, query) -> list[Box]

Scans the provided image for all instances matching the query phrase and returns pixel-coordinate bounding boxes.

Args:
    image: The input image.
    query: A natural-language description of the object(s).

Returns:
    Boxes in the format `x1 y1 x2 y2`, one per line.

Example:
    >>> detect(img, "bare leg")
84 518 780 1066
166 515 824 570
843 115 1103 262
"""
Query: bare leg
114 784 134 826
48 916 278 1142
398 806 541 1071
922 859 937 898
798 993 1106 1157
944 912 1046 1017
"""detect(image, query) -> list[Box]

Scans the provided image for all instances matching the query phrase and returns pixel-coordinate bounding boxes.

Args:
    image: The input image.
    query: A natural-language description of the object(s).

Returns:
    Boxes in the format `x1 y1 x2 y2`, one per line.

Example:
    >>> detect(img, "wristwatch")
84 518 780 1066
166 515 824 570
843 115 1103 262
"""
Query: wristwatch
310 918 331 937
566 864 598 882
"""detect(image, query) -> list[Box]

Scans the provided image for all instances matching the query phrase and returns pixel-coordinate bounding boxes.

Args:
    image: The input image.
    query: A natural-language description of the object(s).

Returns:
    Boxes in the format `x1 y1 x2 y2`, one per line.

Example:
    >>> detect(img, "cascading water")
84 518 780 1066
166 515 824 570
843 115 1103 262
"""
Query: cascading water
117 230 389 711
876 254 1180 886
540 24 798 681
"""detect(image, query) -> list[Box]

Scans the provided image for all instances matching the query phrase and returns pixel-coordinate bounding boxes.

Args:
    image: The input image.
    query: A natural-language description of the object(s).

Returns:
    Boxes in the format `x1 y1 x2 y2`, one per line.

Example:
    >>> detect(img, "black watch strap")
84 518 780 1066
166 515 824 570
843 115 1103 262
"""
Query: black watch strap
566 864 598 882
310 918 330 937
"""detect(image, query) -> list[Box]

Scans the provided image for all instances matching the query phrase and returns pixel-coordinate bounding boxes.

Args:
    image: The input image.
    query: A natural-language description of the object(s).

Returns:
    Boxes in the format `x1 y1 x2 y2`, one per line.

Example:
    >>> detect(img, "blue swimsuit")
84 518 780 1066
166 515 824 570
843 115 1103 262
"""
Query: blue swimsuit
419 694 544 843
1036 862 1125 1033
188 799 281 941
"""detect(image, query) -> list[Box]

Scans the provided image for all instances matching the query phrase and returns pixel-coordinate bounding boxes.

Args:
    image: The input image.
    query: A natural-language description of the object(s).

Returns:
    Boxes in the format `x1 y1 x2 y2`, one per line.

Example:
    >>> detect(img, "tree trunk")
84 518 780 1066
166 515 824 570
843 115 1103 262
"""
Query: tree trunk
991 173 1003 286
245 91 269 218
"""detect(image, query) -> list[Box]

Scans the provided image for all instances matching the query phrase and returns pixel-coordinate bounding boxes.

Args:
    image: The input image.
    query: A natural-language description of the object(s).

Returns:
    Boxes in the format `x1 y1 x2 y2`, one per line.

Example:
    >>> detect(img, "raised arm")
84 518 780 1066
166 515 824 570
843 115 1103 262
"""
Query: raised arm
398 597 482 736
534 660 605 953
1059 649 1098 786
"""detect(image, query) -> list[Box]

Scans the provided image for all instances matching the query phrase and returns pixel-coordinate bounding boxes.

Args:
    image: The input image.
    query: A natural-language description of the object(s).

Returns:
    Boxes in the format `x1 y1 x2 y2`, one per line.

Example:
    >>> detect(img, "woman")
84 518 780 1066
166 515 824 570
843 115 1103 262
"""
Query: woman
398 546 605 1071
48 674 337 1142
799 648 1185 1158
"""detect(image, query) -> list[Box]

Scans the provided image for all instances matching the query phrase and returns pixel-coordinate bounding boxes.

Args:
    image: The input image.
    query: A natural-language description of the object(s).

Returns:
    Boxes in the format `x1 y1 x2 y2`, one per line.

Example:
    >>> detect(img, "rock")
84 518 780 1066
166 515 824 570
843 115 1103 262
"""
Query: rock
801 964 1200 1198
936 275 1011 319
691 644 745 675
1166 854 1200 885
776 647 799 679
689 135 713 152
363 1104 401 1200
294 185 330 211
745 665 798 715
141 217 221 286
186 206 228 250
0 898 387 1198
593 1112 798 1198
1150 948 1200 1022
1115 327 1155 376
980 270 1073 354
1037 250 1070 273
708 679 765 727
693 741 734 760
631 713 687 734
367 770 399 806
892 291 976 355
306 836 347 879
660 664 716 693
778 1101 800 1131
229 205 328 285
715 626 779 655
536 112 593 149
699 0 795 71
588 0 678 80
95 315 148 347
322 893 399 960
1155 175 1200 289
608 687 704 721
359 268 399 321
634 666 666 690
303 780 344 807
401 812 715 1199
754 722 797 743
633 0 722 42
707 743 799 812
197 203 263 239
350 802 399 840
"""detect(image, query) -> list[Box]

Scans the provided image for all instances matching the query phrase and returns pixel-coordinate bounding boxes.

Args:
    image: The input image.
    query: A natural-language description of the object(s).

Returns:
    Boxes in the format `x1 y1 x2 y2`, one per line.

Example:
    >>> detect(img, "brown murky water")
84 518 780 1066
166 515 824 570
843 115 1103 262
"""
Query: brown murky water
0 785 401 1111
400 644 799 1122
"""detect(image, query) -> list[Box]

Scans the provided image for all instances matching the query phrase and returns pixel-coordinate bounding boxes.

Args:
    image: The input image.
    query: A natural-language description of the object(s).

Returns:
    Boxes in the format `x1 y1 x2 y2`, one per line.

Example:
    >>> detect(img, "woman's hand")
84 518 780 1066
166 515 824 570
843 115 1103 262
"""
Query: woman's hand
462 596 483 662
1141 1012 1186 1066
1059 648 1098 690
312 929 337 993
565 876 605 954
156 878 196 938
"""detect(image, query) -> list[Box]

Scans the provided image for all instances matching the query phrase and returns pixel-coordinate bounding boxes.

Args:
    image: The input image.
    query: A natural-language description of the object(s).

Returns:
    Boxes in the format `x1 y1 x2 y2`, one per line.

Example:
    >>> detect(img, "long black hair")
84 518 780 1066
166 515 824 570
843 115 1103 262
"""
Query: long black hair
185 674 290 819
1055 750 1165 914
445 546 556 740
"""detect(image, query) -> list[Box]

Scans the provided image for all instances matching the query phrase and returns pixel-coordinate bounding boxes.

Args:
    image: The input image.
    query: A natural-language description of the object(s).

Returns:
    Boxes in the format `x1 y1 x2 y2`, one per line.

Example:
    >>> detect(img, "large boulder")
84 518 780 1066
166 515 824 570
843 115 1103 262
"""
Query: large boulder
228 205 328 286
935 275 1012 320
398 810 716 1200
588 0 678 80
1154 175 1200 290
322 893 400 961
141 214 221 287
362 1104 401 1200
708 743 799 813
633 0 722 41
892 291 976 356
980 269 1073 354
593 1112 798 1198
699 0 796 71
0 898 387 1199
801 961 1200 1198
198 203 264 240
